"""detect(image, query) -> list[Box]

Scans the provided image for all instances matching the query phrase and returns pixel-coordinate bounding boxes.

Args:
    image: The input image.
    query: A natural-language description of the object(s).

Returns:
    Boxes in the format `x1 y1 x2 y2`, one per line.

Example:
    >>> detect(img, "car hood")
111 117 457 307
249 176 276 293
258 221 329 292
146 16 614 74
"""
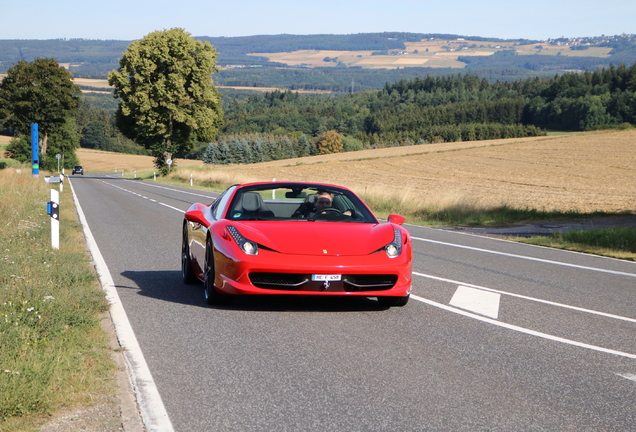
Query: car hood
233 221 396 256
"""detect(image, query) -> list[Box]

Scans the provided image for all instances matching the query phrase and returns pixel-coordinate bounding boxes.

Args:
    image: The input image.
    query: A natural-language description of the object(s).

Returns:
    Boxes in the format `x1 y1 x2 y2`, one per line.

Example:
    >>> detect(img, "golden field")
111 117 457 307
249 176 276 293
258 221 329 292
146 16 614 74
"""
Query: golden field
75 148 204 173
248 38 612 70
76 130 636 214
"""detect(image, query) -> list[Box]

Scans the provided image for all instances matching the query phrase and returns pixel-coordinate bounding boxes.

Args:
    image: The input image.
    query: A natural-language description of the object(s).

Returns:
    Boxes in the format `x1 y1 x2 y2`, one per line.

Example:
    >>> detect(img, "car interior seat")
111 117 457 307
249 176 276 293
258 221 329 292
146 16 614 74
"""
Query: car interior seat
236 192 275 218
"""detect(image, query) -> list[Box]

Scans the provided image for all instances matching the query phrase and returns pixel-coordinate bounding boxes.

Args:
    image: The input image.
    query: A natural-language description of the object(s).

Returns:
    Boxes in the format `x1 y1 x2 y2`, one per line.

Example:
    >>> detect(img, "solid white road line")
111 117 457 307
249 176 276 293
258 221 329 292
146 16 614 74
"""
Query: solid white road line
412 236 636 278
410 294 636 360
414 272 636 324
70 180 175 432
616 373 636 382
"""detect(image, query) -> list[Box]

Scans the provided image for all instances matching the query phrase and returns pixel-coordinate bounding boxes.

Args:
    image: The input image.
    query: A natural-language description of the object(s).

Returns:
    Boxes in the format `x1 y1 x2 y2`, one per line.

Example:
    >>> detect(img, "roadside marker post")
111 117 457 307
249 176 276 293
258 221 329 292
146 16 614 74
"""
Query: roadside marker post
47 189 60 250
31 123 39 176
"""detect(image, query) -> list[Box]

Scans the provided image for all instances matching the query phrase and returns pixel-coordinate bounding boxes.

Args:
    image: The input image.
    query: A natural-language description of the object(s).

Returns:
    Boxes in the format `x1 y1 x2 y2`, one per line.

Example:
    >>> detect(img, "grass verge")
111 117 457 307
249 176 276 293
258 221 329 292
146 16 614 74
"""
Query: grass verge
518 227 636 261
0 169 117 431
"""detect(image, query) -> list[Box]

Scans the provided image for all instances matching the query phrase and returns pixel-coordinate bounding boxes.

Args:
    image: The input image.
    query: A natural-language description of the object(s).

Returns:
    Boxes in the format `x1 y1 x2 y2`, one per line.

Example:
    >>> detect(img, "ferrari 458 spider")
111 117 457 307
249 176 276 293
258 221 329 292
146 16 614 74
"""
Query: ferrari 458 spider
182 182 412 306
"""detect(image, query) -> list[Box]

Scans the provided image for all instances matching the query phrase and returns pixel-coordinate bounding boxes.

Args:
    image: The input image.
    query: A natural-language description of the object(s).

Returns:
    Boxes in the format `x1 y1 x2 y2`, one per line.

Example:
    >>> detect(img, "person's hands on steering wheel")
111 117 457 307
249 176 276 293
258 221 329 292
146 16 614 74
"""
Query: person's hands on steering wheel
310 207 341 220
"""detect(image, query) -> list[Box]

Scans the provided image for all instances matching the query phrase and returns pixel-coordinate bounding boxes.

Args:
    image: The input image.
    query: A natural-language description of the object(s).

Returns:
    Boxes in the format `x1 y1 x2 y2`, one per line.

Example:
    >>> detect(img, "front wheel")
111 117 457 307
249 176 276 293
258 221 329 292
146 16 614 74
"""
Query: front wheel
377 295 409 307
203 237 232 305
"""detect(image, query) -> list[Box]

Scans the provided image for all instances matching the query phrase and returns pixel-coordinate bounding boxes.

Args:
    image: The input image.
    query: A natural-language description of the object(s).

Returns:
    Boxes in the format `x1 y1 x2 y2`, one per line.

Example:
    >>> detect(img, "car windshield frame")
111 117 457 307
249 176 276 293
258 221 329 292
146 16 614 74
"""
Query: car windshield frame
224 183 378 223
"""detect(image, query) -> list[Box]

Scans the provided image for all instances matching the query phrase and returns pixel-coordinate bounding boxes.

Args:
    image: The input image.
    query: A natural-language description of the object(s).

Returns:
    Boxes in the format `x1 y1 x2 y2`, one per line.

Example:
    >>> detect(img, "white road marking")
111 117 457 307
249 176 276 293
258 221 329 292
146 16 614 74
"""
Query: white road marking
410 294 636 360
69 180 175 431
616 373 636 382
80 179 636 363
412 236 636 278
119 178 218 199
100 181 186 213
450 286 501 319
414 272 636 324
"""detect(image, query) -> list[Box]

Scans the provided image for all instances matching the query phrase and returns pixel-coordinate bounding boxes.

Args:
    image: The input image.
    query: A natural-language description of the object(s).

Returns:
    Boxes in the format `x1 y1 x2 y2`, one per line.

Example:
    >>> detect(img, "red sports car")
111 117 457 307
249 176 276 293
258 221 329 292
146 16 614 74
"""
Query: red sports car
181 182 412 306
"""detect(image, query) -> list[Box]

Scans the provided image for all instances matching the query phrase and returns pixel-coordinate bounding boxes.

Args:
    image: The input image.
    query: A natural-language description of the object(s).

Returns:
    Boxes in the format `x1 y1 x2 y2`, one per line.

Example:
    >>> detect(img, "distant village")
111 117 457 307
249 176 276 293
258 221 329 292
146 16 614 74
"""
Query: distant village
547 33 635 46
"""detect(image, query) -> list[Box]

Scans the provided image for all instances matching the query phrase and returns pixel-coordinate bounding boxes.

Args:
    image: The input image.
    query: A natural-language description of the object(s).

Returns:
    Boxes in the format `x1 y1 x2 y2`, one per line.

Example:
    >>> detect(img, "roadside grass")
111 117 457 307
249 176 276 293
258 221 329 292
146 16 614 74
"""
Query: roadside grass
0 169 117 431
167 167 255 191
518 228 636 261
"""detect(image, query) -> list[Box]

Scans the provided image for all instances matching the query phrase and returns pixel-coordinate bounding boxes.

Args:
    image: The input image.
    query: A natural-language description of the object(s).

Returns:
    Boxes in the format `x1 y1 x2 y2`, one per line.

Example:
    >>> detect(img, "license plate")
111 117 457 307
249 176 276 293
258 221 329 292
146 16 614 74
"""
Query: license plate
312 274 341 281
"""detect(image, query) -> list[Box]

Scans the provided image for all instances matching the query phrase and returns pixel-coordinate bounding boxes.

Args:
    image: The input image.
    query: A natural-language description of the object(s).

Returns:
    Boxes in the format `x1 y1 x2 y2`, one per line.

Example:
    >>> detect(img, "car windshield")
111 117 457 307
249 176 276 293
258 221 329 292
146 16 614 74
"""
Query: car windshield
226 184 377 223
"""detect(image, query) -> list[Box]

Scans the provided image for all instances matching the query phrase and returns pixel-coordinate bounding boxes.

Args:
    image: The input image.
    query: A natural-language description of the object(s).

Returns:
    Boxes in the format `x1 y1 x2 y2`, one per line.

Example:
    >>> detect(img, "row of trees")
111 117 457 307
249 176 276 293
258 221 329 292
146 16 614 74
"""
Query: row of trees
1 29 225 173
202 131 365 165
220 62 636 141
0 58 82 169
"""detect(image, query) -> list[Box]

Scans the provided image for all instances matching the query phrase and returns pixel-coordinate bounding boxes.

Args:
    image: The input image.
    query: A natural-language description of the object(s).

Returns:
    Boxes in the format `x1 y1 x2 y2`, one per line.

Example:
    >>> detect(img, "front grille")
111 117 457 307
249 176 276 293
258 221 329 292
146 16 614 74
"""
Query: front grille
249 273 309 289
343 275 397 291
249 272 397 292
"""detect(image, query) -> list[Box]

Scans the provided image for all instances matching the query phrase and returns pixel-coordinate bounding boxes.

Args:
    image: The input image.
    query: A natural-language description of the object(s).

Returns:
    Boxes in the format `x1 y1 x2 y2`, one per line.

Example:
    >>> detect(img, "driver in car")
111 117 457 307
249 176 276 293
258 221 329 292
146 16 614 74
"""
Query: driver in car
314 191 334 214
293 191 351 219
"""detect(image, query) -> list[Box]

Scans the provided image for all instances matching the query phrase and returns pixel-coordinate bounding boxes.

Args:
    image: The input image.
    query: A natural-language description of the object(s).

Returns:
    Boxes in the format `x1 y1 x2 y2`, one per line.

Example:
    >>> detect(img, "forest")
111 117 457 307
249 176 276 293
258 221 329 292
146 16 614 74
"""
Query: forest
62 60 636 166
157 62 636 164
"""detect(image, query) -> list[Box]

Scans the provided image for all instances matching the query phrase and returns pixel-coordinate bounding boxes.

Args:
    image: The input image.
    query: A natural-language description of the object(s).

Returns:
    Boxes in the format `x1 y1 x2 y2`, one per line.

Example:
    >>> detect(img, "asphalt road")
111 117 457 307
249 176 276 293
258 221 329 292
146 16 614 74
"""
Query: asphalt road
69 174 636 432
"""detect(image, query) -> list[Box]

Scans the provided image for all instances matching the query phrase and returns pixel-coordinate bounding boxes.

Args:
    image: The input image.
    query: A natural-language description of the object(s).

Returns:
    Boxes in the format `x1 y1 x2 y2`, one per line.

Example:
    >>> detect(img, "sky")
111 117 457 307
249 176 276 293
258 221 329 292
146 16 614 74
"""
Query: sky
1 0 635 41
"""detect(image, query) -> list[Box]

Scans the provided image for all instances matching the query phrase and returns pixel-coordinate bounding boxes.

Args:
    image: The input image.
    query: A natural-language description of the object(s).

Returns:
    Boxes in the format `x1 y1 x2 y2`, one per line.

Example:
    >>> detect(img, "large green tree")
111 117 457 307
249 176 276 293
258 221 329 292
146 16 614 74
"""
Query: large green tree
108 28 223 172
0 58 81 156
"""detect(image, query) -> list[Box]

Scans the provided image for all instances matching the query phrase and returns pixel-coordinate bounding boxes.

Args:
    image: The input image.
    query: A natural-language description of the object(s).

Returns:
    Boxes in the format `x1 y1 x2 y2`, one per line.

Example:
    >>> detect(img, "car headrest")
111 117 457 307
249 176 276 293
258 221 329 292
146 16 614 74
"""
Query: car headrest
241 192 263 212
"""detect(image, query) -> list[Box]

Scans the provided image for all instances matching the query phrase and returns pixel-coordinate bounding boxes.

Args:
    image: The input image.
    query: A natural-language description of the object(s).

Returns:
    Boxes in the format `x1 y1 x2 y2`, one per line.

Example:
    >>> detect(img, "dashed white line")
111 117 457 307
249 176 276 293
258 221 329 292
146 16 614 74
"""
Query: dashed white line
100 180 186 213
118 179 218 199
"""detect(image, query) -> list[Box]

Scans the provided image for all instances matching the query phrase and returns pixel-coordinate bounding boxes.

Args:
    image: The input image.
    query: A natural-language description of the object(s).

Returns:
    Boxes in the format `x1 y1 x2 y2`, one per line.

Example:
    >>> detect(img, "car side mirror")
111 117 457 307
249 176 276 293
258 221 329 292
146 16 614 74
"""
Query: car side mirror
387 214 405 225
185 208 208 226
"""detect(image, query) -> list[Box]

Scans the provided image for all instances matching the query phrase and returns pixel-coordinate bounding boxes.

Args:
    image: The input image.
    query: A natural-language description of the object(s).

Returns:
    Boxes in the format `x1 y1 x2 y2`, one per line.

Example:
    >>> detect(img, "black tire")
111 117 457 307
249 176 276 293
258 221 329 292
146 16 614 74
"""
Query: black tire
203 236 232 305
181 223 197 284
377 295 410 307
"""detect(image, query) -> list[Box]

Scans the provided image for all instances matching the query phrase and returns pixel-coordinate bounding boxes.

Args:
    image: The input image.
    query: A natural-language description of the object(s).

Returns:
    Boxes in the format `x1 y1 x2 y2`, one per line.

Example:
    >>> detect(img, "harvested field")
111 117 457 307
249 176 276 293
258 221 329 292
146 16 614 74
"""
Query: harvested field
172 130 636 213
76 148 205 173
73 78 111 88
76 130 635 213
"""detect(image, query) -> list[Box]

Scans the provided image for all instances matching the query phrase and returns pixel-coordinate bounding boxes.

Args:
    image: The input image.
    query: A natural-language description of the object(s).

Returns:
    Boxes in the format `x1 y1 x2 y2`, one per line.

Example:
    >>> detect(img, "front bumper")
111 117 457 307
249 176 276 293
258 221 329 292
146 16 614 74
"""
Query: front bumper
214 247 412 297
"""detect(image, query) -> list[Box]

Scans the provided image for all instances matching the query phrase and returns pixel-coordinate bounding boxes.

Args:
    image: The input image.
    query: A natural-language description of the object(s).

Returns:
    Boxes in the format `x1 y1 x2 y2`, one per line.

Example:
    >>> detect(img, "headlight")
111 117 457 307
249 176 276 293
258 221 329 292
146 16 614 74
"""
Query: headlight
385 229 402 258
227 225 259 255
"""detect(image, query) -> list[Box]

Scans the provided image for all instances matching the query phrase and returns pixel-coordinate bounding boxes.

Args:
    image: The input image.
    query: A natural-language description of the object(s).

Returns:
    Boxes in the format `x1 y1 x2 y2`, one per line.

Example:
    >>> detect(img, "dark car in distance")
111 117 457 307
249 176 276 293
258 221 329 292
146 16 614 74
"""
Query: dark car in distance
72 165 83 175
